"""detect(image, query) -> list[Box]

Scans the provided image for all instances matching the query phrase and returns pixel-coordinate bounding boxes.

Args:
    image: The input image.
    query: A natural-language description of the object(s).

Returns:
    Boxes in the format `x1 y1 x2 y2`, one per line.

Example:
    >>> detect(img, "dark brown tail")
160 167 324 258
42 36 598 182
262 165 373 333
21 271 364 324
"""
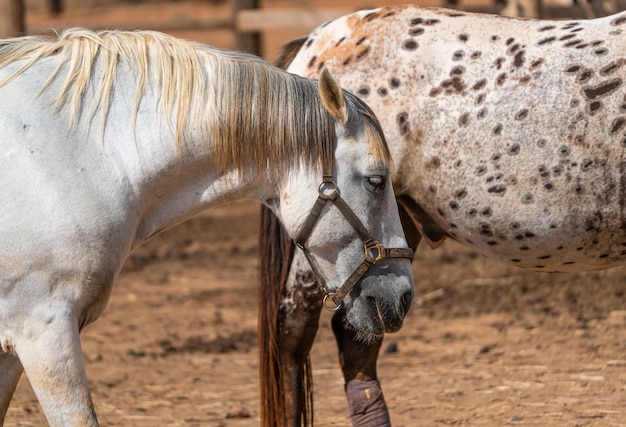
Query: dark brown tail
274 36 309 69
257 204 300 426
258 35 312 427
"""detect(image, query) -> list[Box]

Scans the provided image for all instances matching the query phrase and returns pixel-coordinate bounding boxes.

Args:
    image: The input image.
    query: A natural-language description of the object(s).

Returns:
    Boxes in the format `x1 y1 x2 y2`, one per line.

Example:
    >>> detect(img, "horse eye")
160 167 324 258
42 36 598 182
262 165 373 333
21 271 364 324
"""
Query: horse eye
367 175 386 191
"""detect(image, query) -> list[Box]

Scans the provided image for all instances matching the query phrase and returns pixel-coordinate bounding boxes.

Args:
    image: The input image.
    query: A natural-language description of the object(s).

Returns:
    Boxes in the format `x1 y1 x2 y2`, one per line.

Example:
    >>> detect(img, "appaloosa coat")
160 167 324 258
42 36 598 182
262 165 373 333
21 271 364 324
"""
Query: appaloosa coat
288 7 626 272
258 7 626 426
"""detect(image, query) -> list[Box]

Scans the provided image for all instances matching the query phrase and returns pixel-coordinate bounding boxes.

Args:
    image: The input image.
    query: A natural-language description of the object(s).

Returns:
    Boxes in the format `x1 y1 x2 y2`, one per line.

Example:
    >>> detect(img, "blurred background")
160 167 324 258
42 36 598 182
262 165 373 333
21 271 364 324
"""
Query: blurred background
1 0 625 62
3 0 626 425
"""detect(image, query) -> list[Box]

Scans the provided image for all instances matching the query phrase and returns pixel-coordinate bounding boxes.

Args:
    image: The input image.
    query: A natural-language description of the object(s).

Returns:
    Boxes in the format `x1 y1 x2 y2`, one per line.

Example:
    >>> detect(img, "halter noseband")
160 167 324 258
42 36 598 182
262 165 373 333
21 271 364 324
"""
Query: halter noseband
294 173 414 311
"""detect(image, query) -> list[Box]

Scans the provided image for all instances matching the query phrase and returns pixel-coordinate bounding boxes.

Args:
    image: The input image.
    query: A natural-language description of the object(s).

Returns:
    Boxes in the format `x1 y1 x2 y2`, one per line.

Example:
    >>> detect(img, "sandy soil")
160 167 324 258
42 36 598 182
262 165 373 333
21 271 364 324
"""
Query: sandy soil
6 1 626 426
6 199 626 426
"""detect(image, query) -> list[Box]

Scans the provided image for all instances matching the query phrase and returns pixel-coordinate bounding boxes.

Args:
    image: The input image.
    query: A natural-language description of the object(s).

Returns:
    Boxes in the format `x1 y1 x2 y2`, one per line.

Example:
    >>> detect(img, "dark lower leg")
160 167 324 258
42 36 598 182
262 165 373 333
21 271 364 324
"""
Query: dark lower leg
0 354 23 424
277 259 324 427
332 309 390 427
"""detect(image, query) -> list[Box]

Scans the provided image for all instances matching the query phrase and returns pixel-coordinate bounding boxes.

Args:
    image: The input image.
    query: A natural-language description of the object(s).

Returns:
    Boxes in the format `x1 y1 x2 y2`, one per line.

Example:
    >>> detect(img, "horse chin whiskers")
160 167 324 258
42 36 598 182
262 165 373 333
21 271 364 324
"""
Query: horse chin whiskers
353 328 382 345
332 304 382 343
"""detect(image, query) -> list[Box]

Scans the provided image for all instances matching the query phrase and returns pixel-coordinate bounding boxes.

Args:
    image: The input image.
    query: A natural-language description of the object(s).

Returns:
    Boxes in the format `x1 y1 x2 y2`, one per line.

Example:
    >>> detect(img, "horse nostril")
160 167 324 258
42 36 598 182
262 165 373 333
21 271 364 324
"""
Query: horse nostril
400 291 413 316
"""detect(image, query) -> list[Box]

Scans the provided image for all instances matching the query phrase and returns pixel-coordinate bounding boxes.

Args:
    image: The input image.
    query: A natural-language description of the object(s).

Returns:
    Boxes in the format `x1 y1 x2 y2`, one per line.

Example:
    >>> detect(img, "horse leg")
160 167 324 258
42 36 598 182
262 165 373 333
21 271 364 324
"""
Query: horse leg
332 310 390 426
0 353 24 423
258 204 322 427
277 250 324 427
332 197 422 427
14 307 98 426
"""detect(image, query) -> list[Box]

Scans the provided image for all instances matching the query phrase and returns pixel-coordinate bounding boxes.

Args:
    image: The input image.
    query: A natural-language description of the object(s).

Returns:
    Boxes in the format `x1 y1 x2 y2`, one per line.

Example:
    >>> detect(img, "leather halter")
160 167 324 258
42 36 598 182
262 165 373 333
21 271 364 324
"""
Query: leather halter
294 172 414 311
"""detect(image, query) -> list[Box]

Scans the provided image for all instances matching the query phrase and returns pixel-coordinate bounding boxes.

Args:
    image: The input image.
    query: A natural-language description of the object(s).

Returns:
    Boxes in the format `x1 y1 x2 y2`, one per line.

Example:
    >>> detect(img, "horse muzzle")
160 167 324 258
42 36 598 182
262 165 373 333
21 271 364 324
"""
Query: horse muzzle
343 259 414 336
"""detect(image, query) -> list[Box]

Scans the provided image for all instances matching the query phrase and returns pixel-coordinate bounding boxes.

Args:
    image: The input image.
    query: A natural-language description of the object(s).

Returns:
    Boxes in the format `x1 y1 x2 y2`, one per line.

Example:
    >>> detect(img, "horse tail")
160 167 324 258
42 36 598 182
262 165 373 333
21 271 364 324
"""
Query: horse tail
274 36 308 69
258 204 300 426
257 38 315 427
302 353 314 426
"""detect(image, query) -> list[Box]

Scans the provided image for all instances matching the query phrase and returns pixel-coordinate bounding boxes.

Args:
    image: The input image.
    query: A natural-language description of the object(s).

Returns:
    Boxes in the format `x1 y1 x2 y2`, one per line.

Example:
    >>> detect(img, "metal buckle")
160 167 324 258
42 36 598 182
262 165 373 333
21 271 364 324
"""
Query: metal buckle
364 240 384 262
318 180 338 200
323 293 341 311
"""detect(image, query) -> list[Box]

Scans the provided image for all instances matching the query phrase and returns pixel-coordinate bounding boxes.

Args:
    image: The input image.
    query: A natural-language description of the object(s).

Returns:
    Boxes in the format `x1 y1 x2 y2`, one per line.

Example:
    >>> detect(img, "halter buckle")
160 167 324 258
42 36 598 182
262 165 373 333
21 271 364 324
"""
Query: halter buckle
364 240 384 262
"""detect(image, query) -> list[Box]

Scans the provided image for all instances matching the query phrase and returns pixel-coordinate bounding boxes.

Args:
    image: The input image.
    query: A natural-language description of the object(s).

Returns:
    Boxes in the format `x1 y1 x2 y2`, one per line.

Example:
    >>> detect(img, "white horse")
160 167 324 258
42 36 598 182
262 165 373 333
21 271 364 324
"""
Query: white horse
0 29 414 425
259 6 626 426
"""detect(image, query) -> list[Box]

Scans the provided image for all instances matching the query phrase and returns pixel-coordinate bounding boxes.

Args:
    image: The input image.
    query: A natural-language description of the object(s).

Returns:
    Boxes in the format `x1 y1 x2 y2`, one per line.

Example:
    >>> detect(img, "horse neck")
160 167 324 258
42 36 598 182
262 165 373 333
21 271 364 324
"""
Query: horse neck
48 51 285 248
127 132 275 247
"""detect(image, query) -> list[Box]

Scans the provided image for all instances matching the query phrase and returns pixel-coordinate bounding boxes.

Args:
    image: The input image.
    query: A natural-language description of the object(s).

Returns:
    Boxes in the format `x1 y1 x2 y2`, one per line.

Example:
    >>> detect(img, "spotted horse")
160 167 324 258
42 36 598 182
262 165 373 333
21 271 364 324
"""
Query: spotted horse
257 5 626 426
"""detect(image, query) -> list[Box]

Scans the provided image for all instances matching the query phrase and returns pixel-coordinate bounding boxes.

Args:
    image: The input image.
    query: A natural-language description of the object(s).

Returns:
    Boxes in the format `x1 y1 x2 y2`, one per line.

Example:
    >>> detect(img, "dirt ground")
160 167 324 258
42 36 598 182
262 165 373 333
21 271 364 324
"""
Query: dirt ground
5 199 626 426
6 1 626 426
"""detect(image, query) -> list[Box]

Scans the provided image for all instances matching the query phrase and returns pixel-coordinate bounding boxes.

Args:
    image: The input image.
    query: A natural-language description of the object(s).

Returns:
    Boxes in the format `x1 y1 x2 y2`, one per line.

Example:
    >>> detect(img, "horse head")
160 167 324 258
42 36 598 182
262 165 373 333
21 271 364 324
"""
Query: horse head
275 70 414 337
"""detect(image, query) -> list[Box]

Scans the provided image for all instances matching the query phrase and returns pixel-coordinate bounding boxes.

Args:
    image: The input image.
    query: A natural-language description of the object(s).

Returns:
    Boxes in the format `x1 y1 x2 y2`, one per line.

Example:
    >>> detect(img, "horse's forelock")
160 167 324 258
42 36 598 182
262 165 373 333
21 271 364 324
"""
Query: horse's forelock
344 91 392 167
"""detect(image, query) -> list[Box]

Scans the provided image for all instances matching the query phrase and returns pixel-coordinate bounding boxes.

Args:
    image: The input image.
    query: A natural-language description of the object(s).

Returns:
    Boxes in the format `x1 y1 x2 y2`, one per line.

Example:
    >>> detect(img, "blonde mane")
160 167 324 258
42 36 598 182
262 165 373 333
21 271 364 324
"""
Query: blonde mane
0 29 390 179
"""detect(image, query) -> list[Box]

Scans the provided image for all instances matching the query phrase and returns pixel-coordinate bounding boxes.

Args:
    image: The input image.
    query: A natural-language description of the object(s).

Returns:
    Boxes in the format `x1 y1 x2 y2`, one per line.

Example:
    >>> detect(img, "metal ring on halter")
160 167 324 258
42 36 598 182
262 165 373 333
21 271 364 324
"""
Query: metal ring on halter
318 180 338 200
364 240 384 262
323 293 341 311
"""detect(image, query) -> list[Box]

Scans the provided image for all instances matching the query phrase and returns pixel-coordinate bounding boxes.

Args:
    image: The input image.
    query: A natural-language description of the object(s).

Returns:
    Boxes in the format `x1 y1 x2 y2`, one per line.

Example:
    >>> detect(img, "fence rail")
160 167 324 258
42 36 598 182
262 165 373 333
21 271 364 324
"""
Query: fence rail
236 8 353 32
14 0 625 57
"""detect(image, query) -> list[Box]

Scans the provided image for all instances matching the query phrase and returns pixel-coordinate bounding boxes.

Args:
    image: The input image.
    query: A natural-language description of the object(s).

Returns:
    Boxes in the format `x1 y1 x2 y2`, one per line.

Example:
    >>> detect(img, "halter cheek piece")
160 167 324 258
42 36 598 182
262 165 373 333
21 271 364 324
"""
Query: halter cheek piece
294 175 414 311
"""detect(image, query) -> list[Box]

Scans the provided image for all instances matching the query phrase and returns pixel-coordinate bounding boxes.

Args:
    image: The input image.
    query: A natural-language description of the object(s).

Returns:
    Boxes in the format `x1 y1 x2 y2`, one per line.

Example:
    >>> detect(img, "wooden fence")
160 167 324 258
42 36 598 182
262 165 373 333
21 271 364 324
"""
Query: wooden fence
0 0 25 37
6 0 626 57
12 0 504 54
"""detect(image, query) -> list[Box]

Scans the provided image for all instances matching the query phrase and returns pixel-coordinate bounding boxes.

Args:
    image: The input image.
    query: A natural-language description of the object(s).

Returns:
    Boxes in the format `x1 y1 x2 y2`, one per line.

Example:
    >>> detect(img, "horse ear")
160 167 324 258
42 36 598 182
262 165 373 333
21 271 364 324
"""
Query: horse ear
318 68 347 124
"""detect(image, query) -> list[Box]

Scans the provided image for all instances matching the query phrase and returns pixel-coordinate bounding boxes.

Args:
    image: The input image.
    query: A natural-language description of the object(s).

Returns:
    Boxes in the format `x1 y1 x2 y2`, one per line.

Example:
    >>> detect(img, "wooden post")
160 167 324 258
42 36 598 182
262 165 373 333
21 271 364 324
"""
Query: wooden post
0 0 24 38
232 0 261 56
50 0 62 15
